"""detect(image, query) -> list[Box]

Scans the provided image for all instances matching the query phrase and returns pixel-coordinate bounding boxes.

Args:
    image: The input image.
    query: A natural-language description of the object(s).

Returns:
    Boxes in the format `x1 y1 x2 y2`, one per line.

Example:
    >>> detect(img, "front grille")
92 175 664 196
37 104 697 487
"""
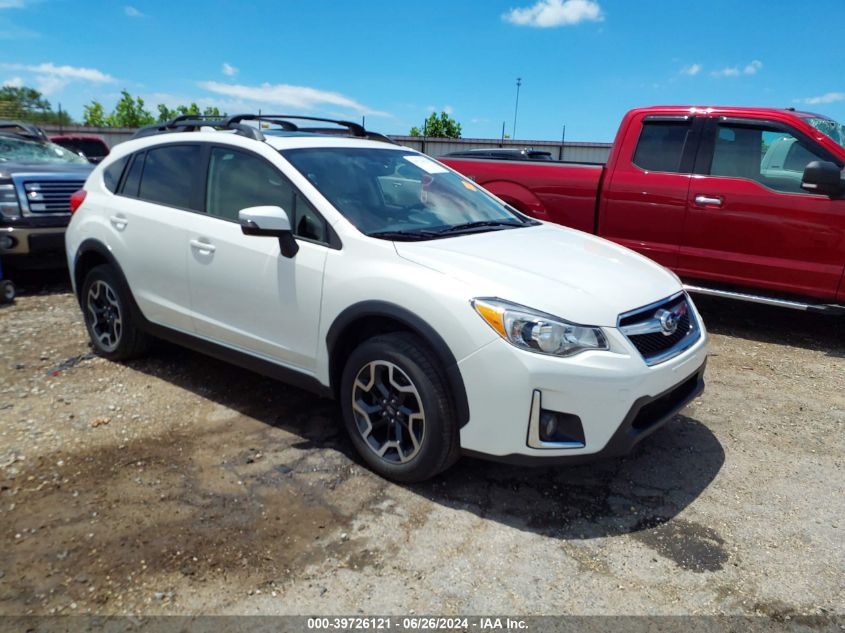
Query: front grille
618 292 700 366
22 180 85 214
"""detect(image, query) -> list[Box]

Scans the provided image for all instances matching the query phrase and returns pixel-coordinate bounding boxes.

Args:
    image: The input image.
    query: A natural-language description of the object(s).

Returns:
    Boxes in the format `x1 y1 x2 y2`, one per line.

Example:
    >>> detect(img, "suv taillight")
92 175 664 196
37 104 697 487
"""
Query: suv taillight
69 189 87 214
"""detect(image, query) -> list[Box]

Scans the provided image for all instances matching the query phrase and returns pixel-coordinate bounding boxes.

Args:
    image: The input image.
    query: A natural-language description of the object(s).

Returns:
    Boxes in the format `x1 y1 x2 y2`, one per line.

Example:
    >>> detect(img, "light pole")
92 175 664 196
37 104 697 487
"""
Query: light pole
513 77 522 139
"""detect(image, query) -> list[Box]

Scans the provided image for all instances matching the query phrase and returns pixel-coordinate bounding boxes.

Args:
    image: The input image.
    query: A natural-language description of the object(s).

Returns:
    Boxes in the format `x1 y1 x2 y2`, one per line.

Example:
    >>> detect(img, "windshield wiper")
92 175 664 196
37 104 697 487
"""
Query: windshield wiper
367 229 441 241
435 220 525 235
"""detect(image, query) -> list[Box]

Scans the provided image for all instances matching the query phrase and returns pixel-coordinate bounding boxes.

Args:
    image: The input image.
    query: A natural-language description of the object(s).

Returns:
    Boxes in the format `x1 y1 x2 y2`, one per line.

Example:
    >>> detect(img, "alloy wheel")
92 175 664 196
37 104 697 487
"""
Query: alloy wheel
86 279 123 352
351 360 426 464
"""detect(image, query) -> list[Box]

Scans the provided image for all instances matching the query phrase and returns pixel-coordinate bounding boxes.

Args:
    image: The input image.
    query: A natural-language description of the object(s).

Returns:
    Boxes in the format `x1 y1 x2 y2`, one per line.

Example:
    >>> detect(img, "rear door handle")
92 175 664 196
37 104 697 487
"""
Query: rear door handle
694 195 723 208
189 239 216 253
109 215 128 229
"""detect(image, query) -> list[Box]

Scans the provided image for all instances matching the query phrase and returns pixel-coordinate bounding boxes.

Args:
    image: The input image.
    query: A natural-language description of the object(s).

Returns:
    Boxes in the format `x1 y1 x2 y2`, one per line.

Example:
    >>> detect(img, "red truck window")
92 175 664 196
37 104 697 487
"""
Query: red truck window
710 124 828 194
632 121 692 173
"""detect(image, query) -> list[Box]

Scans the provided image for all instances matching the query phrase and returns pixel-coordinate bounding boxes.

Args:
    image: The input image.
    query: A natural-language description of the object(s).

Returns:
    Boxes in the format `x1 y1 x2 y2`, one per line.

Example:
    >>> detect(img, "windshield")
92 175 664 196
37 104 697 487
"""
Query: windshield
281 147 533 239
805 117 845 150
0 135 90 165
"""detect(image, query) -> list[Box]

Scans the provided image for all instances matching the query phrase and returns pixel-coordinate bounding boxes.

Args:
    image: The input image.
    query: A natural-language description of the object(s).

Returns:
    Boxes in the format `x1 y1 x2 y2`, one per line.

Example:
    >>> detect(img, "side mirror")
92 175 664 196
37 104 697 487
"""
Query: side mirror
239 205 299 258
801 161 844 197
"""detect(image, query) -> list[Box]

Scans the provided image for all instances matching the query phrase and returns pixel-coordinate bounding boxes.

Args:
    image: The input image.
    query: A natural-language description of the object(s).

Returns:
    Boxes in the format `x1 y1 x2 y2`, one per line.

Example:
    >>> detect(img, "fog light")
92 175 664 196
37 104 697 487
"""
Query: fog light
0 234 14 251
539 412 558 441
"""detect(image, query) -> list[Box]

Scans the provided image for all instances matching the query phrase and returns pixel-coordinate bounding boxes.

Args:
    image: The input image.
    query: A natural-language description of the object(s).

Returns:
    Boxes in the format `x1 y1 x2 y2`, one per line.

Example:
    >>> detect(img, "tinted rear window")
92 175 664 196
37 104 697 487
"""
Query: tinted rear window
138 145 199 209
632 121 692 173
103 156 129 193
121 152 145 198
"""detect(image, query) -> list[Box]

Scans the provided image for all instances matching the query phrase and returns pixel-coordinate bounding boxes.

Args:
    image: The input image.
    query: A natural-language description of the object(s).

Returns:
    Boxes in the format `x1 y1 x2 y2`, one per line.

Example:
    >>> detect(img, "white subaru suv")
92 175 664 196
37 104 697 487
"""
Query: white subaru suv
65 115 708 482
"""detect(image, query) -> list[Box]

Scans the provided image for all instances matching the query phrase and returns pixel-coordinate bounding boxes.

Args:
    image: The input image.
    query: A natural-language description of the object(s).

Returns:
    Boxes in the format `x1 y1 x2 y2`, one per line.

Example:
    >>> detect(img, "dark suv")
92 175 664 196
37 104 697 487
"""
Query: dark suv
49 134 110 164
0 121 93 265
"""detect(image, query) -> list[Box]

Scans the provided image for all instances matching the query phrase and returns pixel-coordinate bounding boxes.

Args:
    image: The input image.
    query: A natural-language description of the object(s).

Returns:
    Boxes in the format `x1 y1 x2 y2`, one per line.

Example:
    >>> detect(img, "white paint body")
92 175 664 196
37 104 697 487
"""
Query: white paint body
66 130 708 460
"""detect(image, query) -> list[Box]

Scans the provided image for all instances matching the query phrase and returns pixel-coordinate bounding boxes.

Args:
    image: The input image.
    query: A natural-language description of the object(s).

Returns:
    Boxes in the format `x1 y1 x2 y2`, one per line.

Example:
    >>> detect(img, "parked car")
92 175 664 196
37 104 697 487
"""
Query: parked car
442 148 555 161
440 106 845 314
49 134 110 164
0 121 94 266
66 114 707 482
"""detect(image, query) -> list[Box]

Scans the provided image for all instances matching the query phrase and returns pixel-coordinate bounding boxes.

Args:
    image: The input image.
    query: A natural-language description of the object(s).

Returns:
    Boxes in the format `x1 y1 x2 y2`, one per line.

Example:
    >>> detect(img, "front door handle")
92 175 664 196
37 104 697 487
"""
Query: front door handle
694 195 724 208
189 239 216 253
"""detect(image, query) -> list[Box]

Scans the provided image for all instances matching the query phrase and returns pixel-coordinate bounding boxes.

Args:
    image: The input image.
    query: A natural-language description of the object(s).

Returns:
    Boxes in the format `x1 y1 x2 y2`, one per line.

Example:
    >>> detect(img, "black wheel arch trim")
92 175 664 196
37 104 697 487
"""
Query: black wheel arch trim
326 300 471 428
72 238 332 398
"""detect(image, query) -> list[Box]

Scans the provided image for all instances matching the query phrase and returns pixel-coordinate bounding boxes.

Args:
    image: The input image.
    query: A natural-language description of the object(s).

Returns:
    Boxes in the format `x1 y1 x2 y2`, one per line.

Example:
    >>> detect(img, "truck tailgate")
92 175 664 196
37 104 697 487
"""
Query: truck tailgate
440 158 604 234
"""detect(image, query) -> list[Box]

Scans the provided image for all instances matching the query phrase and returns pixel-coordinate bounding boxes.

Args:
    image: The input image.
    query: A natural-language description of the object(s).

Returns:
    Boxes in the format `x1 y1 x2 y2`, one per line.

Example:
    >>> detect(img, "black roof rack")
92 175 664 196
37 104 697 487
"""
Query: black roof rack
132 115 264 141
226 114 396 144
0 120 49 142
131 113 395 145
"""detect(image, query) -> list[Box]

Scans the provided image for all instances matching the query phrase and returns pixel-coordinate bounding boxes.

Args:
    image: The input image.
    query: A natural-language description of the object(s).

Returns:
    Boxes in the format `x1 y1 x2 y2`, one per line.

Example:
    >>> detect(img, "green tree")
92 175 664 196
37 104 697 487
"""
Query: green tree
83 100 108 127
409 111 461 138
157 103 222 123
107 90 155 128
0 86 73 124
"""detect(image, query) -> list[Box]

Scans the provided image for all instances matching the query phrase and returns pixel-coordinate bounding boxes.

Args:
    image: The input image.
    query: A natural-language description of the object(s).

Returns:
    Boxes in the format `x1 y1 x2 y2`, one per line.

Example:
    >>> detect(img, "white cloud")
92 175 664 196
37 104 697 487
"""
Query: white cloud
503 0 602 28
743 60 762 75
0 61 115 94
124 5 143 17
711 60 762 78
680 63 701 76
198 80 389 116
0 0 30 8
221 62 238 77
797 92 845 105
2 62 115 83
2 76 22 87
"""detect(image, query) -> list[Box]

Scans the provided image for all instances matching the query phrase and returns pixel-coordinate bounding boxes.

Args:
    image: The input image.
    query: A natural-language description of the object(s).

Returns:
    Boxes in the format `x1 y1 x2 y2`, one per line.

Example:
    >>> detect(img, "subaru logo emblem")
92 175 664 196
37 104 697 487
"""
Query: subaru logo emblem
655 303 686 336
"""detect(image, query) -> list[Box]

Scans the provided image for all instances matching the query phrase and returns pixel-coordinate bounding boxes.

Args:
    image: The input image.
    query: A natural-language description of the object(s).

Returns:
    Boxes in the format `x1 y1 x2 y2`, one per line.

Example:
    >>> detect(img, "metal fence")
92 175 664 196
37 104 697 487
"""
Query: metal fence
38 125 613 163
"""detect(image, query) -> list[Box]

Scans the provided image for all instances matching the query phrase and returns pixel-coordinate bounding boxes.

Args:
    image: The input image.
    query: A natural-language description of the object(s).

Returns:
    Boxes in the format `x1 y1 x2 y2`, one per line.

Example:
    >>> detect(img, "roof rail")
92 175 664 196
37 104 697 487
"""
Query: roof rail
225 114 396 144
0 120 49 142
130 113 395 145
132 116 265 141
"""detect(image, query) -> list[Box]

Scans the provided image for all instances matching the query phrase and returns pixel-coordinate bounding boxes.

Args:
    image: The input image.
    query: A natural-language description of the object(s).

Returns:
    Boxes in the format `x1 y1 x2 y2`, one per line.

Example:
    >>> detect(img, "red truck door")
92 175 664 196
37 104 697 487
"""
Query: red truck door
598 114 702 269
679 116 845 301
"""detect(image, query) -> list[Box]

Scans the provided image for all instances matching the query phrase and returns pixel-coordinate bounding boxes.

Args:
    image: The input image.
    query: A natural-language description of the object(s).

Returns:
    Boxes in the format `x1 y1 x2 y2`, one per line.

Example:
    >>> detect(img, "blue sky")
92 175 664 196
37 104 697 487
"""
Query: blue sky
1 0 843 142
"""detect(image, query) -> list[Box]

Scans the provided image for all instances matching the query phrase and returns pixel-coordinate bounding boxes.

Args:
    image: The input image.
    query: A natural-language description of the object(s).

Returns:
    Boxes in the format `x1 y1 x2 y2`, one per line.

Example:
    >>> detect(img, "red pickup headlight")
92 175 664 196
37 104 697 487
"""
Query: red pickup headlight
69 189 87 214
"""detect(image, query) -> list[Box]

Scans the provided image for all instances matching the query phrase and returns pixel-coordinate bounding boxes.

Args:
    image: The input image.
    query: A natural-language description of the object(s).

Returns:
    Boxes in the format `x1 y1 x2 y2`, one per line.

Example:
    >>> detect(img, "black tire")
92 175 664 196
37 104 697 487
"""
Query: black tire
0 280 14 304
81 264 150 361
340 332 460 483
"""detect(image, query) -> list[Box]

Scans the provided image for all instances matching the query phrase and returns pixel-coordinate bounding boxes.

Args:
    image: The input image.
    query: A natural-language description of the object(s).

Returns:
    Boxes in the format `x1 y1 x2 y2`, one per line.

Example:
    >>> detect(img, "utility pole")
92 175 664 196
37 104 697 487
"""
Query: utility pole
513 77 522 139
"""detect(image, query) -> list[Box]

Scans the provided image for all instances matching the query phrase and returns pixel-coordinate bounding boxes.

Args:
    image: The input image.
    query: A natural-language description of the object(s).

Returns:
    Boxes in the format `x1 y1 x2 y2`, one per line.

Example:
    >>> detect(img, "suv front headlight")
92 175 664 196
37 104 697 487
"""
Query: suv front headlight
0 181 21 219
472 297 608 357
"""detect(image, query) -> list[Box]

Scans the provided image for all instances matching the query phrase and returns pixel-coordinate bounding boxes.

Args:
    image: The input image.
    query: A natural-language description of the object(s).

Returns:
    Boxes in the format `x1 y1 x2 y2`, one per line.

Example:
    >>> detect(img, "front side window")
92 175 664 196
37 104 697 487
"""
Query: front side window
138 145 200 209
206 147 328 242
632 121 692 173
710 124 828 194
282 147 532 240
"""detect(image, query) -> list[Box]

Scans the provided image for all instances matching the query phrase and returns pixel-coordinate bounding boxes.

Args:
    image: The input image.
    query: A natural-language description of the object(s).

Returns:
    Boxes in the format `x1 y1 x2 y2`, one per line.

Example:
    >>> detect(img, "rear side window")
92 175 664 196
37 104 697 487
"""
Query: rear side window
632 121 692 173
103 156 129 193
138 145 200 210
121 152 144 198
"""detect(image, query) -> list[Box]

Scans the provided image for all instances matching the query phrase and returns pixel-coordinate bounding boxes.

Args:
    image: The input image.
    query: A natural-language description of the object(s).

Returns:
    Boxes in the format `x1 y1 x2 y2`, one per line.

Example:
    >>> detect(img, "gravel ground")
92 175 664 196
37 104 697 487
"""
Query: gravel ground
0 272 842 619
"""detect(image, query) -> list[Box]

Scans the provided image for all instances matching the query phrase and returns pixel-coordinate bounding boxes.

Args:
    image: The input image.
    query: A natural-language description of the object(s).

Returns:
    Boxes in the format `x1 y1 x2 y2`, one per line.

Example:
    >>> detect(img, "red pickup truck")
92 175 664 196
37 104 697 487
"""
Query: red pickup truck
440 106 845 313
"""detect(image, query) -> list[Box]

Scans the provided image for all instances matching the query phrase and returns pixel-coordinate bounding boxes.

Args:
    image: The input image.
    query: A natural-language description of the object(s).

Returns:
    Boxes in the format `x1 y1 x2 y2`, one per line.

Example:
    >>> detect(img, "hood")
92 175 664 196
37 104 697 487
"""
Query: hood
394 224 681 327
0 162 94 179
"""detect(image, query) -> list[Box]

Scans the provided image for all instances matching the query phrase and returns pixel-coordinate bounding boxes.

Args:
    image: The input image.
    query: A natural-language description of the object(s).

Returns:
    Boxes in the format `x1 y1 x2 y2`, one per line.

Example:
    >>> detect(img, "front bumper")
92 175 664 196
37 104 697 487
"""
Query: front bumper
456 321 709 463
0 226 67 256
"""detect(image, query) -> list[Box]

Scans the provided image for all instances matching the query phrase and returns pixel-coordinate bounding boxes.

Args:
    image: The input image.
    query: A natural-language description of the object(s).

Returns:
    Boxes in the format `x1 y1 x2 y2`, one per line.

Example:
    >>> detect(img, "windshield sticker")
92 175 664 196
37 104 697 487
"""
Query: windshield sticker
404 155 449 174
